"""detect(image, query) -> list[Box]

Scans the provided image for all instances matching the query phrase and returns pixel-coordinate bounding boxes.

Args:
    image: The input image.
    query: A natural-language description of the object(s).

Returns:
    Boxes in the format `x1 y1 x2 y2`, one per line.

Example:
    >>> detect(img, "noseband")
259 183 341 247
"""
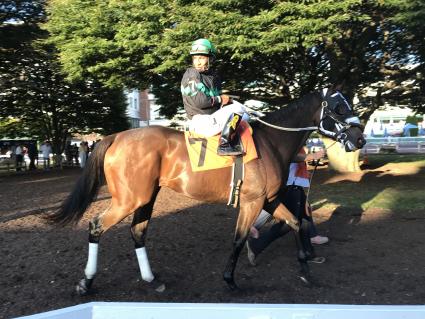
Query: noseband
317 100 363 143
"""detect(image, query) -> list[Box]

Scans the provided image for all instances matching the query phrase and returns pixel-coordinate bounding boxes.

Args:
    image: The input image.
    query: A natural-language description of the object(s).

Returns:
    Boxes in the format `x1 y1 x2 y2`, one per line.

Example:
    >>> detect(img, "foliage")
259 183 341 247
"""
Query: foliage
0 0 46 24
405 115 421 125
0 42 129 154
46 0 425 119
0 2 129 155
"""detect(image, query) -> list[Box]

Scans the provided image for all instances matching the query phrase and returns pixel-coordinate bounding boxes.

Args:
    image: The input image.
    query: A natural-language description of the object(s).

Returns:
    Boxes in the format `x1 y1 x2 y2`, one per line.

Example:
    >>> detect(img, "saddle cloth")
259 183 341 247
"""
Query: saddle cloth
184 121 258 172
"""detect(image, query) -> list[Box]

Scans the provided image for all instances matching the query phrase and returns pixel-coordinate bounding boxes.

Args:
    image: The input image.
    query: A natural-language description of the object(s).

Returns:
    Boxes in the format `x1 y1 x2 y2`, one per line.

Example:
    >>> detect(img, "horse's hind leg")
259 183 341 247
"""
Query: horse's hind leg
76 200 140 295
130 187 163 288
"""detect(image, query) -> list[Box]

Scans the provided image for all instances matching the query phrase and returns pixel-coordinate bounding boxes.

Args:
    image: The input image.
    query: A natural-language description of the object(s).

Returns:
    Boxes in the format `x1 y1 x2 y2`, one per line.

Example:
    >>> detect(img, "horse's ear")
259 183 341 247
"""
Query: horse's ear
324 83 344 96
334 83 344 92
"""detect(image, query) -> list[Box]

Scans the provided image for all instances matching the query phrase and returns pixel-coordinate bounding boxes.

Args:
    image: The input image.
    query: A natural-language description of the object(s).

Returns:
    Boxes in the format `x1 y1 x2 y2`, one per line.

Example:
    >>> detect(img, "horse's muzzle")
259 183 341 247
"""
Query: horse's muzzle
344 136 366 152
357 136 367 149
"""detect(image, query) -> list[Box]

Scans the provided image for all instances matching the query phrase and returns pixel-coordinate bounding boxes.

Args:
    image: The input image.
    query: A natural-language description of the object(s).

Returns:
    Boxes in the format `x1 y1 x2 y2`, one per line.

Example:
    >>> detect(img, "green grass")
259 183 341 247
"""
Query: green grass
311 154 425 211
360 187 425 210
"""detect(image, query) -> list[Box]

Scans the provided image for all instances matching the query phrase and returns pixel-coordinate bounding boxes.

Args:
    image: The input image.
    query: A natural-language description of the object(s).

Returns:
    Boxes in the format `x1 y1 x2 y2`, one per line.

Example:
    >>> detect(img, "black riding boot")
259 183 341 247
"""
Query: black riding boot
217 113 244 156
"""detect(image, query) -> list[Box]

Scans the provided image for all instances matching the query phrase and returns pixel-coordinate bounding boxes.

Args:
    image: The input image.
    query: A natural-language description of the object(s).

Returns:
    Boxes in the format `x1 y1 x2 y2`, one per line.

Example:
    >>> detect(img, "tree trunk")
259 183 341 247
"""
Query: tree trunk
322 137 361 172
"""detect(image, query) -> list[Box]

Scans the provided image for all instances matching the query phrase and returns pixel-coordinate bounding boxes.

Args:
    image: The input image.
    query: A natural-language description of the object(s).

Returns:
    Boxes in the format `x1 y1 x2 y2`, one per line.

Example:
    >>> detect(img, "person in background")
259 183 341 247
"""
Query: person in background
40 141 52 170
65 141 73 166
15 144 24 171
247 148 329 266
79 141 88 168
28 142 38 170
71 144 79 166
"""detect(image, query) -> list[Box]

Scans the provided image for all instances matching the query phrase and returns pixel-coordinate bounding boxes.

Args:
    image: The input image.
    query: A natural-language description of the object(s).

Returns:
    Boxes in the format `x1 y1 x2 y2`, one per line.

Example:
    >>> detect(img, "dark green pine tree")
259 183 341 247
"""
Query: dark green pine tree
46 0 425 119
1 1 130 157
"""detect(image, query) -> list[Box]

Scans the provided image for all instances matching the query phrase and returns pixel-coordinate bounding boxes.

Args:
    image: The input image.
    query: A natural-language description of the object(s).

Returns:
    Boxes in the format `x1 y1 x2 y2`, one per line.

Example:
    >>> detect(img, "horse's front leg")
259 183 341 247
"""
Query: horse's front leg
223 198 264 290
272 203 312 285
130 188 166 292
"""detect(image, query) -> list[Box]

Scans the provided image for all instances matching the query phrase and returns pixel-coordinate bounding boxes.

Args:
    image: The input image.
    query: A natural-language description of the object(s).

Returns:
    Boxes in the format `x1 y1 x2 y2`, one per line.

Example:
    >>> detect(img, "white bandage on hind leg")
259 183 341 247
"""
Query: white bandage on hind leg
84 243 99 279
135 247 155 282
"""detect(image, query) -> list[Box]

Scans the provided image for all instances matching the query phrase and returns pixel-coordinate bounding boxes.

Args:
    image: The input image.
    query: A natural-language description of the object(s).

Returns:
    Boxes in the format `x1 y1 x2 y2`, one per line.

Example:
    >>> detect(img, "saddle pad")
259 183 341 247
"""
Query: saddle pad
184 121 258 172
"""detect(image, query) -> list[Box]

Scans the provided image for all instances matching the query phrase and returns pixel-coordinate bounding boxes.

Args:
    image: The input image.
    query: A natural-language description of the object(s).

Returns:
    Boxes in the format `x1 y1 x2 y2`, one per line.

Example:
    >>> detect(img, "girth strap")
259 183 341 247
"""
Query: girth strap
227 156 244 208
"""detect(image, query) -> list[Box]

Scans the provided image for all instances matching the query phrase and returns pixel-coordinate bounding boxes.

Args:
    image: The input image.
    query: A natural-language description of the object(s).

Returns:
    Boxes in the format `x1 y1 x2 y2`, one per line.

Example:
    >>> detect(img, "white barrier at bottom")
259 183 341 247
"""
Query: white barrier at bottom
16 302 425 319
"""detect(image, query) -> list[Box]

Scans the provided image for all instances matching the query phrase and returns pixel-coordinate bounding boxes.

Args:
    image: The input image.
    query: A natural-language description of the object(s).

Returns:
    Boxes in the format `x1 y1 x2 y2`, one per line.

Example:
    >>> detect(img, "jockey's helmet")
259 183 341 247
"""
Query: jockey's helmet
190 38 216 57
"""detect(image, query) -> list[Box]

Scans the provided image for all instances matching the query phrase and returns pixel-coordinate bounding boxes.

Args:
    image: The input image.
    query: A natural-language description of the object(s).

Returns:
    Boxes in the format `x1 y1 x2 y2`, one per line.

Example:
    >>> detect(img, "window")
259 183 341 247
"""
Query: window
130 118 139 128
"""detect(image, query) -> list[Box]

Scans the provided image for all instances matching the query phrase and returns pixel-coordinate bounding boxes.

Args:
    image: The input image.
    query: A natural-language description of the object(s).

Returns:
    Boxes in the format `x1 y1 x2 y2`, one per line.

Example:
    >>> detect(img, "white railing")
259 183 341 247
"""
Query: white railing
362 137 425 154
16 302 425 319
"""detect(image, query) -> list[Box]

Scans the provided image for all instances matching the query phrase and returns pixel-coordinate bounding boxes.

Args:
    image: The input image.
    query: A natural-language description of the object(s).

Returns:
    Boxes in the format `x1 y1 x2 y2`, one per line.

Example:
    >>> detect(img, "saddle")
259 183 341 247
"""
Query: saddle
184 121 257 172
184 121 258 207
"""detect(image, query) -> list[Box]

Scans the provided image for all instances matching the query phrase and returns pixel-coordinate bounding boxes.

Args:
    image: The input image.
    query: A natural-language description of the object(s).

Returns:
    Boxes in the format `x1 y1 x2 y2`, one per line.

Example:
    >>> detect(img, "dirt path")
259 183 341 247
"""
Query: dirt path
1 167 424 318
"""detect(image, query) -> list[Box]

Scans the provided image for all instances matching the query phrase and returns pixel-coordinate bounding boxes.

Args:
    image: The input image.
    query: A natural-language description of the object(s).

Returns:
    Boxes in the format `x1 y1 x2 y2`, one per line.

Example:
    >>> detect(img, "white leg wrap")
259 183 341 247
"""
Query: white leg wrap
84 243 98 279
135 247 155 282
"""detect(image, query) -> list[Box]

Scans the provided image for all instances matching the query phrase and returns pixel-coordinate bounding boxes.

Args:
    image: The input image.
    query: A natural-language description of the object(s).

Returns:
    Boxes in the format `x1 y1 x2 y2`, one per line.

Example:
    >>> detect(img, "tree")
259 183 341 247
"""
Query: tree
1 1 130 160
46 0 424 113
46 0 425 171
0 42 129 158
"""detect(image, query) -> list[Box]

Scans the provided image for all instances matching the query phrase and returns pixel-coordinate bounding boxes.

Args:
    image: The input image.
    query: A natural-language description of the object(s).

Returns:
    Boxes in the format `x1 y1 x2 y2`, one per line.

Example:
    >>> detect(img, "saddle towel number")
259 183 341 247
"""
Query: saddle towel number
188 137 208 167
184 122 258 172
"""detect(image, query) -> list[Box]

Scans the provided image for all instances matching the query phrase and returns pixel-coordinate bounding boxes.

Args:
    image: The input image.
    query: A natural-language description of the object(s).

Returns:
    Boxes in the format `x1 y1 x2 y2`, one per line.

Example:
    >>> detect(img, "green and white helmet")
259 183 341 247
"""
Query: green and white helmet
190 38 216 57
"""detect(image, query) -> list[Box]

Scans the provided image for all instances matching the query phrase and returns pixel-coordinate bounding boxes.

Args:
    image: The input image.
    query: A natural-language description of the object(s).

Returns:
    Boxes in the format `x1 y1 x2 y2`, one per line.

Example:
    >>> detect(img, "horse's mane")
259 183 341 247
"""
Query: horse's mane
262 91 320 125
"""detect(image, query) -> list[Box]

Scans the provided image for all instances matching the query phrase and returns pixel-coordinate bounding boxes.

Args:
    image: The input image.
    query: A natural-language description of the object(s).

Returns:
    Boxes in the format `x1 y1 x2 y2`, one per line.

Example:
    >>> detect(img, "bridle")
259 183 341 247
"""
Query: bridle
317 100 363 143
250 90 362 144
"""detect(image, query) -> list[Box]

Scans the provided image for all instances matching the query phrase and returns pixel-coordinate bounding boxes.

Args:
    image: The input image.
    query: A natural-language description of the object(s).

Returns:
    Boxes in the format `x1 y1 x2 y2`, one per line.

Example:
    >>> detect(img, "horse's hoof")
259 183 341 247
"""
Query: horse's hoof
144 278 166 293
298 272 316 287
226 281 240 291
76 279 90 296
224 278 240 291
156 283 166 293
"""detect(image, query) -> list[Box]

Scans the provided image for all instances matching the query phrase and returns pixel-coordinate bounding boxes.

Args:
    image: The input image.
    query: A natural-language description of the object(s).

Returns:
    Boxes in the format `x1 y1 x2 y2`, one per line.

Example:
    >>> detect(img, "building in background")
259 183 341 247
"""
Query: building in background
125 89 142 128
126 89 181 128
363 106 423 137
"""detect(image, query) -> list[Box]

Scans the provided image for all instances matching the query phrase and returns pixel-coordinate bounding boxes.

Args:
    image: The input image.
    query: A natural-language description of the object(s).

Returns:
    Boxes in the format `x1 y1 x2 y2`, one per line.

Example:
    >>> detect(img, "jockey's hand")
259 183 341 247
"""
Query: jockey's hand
220 94 231 106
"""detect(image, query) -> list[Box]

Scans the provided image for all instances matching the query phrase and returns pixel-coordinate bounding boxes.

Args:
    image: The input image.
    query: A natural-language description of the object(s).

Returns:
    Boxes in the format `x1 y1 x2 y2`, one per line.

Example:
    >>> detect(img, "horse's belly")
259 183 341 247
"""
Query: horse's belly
162 166 233 203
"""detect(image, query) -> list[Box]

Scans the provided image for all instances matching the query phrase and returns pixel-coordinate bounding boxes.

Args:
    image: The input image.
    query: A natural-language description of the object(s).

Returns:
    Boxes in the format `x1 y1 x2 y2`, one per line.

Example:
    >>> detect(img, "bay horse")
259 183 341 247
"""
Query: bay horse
48 87 365 295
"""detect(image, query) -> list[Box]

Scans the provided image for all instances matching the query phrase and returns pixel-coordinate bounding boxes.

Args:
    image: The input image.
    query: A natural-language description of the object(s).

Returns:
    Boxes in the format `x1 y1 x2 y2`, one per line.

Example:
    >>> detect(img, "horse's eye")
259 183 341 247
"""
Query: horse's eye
335 103 347 115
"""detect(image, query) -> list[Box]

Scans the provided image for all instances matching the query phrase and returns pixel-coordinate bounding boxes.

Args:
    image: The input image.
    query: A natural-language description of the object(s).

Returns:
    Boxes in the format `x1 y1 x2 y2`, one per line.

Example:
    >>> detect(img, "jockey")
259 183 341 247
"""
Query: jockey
181 38 249 156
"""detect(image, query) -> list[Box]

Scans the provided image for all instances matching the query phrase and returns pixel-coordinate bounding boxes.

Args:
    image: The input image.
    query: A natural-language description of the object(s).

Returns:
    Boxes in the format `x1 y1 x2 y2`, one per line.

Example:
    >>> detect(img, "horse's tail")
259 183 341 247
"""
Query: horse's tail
47 134 117 226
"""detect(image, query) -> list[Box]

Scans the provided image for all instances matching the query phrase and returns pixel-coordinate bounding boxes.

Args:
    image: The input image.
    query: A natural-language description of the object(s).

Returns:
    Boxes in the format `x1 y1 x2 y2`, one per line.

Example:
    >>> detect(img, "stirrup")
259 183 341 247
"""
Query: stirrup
217 143 244 156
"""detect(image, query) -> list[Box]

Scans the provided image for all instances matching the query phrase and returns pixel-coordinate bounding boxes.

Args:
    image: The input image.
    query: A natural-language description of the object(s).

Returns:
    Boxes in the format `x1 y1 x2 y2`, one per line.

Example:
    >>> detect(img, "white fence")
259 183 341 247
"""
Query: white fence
362 137 425 154
16 302 425 319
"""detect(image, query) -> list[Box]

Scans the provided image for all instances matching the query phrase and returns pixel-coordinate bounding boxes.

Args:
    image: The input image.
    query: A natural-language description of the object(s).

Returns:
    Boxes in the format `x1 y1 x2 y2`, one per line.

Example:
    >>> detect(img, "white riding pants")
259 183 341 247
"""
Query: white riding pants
188 101 250 137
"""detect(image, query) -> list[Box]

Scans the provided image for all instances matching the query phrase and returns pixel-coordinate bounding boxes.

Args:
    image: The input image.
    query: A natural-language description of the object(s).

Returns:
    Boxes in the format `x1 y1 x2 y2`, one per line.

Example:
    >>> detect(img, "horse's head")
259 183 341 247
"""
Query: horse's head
316 88 366 152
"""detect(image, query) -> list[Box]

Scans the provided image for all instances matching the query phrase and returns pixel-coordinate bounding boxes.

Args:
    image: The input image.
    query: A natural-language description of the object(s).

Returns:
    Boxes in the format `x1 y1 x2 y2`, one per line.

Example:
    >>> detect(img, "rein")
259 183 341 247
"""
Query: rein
305 140 337 203
248 101 328 133
252 116 318 132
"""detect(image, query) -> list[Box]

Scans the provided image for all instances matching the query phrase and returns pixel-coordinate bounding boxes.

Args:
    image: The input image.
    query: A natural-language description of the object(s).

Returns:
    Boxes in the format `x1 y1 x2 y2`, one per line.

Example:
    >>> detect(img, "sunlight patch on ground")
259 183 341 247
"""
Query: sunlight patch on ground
376 162 425 176
322 173 363 184
361 188 425 210
361 188 398 210
322 160 425 184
